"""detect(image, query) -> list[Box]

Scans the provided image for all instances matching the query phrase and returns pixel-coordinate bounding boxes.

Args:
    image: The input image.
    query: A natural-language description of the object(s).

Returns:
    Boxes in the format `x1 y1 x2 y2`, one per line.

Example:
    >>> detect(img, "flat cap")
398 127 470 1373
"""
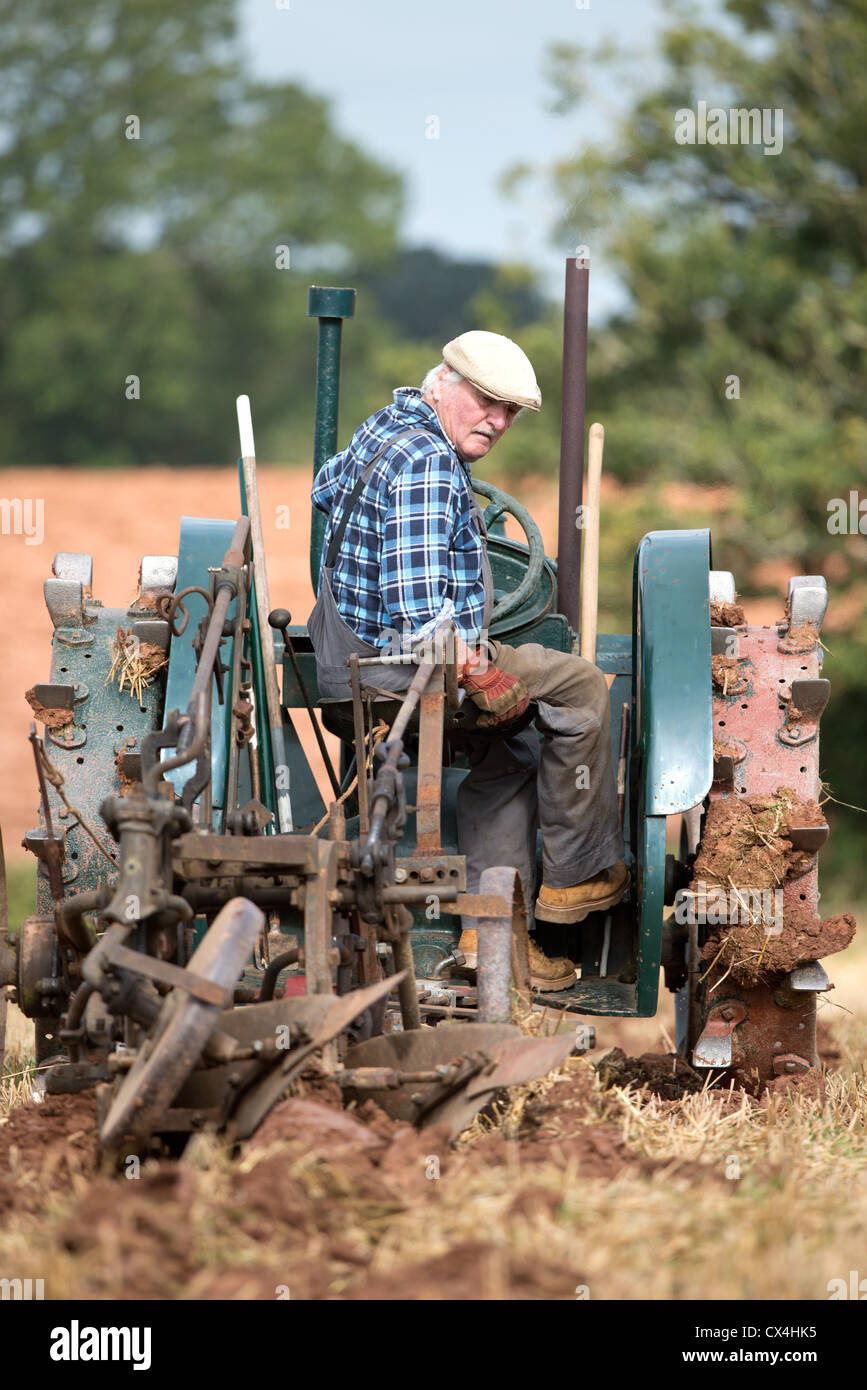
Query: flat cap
442 331 541 411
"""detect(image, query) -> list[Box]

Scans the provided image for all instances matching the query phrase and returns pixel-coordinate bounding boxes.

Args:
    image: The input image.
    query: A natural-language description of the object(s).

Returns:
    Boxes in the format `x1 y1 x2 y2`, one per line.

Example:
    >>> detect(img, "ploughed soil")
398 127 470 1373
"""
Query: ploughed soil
0 1055 726 1301
594 1047 706 1100
0 1000 856 1300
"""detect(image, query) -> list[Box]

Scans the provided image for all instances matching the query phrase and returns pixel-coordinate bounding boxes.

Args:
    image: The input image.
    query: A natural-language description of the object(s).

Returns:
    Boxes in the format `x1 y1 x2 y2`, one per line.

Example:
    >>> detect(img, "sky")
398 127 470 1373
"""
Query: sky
238 0 691 316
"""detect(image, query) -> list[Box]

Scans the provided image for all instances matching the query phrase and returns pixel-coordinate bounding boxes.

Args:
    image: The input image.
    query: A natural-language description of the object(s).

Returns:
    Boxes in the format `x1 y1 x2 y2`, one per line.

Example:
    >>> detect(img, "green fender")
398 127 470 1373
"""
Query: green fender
632 529 713 1015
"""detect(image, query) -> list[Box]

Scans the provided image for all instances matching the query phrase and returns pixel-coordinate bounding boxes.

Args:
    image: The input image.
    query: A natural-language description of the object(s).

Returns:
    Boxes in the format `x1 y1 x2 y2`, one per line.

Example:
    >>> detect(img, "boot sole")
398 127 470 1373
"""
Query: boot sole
458 956 575 992
530 970 578 992
534 870 631 925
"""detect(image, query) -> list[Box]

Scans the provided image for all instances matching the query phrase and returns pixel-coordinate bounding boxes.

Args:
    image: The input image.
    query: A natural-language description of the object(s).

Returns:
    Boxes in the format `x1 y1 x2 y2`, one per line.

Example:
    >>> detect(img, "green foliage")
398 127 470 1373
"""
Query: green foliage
3 857 34 939
512 0 867 890
0 0 403 464
364 248 545 344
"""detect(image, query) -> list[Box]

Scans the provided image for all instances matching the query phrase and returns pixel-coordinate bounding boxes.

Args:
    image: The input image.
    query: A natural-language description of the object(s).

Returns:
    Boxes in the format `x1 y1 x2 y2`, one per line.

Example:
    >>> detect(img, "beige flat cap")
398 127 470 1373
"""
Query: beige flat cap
442 330 542 411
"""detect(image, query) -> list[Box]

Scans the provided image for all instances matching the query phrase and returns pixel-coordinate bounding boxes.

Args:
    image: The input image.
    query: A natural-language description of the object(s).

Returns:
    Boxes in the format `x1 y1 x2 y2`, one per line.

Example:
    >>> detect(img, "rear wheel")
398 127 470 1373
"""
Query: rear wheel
679 573 839 1095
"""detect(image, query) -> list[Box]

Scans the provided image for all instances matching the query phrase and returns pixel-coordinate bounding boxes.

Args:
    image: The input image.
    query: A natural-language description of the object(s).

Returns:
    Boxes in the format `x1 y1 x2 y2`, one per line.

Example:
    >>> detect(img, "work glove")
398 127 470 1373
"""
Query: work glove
460 655 530 727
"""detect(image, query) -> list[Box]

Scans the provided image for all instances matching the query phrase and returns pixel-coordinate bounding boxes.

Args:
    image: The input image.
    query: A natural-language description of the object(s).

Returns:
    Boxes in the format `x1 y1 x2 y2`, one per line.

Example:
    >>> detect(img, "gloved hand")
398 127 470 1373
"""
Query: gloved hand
460 653 530 727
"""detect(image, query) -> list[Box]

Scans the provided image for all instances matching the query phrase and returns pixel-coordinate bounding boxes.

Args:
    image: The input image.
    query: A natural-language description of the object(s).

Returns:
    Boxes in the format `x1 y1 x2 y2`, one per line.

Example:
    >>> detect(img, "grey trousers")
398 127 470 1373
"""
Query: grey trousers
455 642 624 922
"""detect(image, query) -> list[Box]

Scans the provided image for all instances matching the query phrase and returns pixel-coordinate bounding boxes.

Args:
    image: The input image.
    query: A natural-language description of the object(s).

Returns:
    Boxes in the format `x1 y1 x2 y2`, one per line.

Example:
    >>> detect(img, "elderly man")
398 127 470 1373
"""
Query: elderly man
308 330 628 990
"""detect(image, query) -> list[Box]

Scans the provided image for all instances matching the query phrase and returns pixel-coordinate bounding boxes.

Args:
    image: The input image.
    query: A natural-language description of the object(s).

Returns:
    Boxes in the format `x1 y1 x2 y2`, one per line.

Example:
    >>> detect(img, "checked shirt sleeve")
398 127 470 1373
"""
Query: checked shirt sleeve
381 444 486 646
311 450 343 515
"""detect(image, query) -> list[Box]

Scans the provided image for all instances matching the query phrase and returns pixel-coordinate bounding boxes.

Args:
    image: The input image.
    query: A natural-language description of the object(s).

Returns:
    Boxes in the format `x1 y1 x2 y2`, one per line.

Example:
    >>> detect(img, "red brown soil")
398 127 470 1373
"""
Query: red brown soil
0 1092 100 1212
781 622 819 653
0 1062 702 1299
24 688 74 730
594 1046 705 1100
711 654 747 693
759 1070 826 1105
710 600 746 627
691 787 826 892
700 905 856 988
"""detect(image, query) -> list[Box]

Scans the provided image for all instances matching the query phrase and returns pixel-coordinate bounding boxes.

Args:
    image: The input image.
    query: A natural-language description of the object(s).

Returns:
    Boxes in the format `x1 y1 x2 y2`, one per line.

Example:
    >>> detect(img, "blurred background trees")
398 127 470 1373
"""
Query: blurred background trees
0 0 863 896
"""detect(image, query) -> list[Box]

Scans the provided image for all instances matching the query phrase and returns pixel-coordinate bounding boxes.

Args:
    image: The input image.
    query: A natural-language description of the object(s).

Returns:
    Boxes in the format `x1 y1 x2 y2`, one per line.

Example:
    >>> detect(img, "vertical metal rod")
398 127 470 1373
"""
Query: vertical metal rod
238 396 293 833
224 570 248 817
307 286 357 593
349 655 369 833
617 702 630 828
238 463 276 825
556 255 590 635
391 934 421 1031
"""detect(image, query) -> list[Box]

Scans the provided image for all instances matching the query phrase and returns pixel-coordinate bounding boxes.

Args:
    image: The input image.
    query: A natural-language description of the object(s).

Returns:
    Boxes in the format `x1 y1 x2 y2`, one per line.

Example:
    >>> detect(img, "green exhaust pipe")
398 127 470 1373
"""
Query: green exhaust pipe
308 285 356 594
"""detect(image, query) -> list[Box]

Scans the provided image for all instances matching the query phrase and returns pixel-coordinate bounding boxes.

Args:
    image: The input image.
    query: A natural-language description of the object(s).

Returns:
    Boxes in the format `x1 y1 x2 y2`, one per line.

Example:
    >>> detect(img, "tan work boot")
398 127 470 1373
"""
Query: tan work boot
527 937 577 992
457 926 479 971
535 861 630 925
458 927 576 992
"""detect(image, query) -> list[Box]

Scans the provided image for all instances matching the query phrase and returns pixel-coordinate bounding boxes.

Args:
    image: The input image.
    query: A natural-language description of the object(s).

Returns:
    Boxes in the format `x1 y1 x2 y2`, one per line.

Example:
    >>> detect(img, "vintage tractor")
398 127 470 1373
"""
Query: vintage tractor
0 265 853 1157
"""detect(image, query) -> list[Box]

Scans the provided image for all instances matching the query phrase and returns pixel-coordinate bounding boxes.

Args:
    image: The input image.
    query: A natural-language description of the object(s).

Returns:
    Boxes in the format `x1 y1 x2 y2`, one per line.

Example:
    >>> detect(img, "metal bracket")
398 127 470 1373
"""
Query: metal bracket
53 553 93 590
131 620 170 650
787 825 829 853
44 578 85 630
772 1052 811 1077
140 556 178 593
711 627 739 657
789 960 830 992
709 571 736 605
107 942 232 1008
787 576 828 632
393 855 467 892
692 1000 747 1068
778 678 830 747
713 736 747 787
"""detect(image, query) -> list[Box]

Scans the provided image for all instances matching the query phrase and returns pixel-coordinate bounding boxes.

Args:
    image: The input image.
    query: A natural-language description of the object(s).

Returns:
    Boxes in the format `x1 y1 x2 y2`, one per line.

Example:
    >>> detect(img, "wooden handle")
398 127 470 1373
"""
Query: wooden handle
579 422 604 663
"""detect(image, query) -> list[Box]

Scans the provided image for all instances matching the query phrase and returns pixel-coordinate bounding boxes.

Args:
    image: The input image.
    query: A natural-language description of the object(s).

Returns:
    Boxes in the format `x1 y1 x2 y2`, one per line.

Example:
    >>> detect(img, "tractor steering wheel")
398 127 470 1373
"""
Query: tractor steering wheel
472 479 547 627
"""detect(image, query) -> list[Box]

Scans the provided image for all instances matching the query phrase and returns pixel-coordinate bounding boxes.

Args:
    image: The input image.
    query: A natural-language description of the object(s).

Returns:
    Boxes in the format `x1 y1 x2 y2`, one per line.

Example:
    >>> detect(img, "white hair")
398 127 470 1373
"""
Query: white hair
420 363 462 396
420 362 526 418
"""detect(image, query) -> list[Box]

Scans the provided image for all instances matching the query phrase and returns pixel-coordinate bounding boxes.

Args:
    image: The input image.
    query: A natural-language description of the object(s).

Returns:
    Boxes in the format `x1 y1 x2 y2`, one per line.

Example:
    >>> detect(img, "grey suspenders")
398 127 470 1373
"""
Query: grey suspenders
324 427 436 569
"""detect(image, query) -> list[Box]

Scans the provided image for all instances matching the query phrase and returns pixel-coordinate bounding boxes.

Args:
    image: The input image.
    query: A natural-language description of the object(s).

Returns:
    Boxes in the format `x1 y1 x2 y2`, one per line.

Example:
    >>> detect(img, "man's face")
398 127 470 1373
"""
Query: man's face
426 371 520 462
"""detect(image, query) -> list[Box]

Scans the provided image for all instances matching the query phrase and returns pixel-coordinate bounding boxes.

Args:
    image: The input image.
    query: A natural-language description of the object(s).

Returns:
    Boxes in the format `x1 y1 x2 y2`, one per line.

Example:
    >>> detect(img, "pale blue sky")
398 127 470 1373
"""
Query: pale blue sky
239 0 702 314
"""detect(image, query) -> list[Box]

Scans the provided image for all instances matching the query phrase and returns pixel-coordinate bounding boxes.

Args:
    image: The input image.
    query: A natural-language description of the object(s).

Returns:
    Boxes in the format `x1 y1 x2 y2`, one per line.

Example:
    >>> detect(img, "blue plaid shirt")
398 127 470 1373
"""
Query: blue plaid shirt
311 388 487 647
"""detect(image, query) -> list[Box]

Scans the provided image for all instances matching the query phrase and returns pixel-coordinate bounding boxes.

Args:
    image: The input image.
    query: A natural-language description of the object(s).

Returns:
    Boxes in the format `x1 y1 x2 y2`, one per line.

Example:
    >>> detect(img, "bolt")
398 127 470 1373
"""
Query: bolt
419 867 435 883
327 889 342 907
773 1041 783 1051
393 867 407 883
720 1005 735 1022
